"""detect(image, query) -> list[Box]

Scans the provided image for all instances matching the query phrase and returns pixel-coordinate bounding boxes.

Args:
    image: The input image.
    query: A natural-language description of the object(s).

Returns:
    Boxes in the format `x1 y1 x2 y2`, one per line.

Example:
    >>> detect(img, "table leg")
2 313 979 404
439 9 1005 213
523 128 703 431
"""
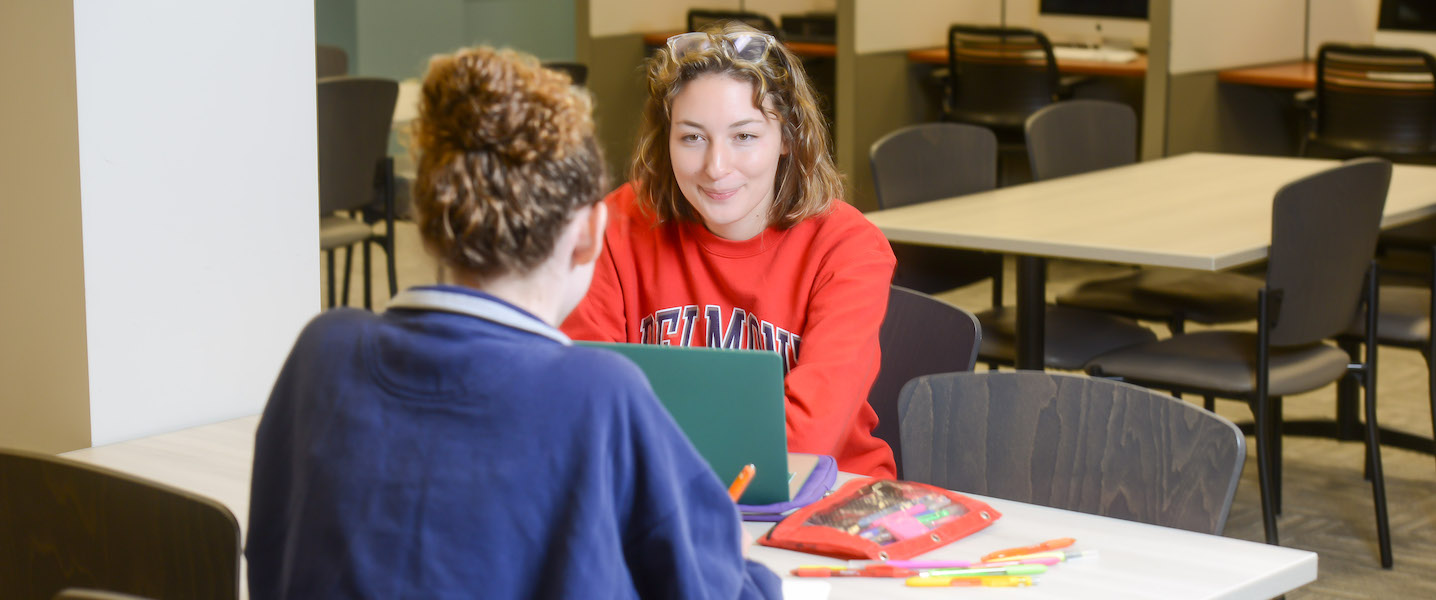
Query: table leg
1016 255 1047 370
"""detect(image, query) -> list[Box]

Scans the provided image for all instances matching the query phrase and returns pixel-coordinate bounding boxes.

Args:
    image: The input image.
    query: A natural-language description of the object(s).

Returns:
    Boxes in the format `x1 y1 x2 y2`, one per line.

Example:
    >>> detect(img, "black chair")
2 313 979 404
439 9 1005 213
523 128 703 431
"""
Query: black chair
869 123 1004 303
945 25 1063 183
1039 100 1263 334
868 286 981 478
687 9 781 37
542 61 588 86
0 448 241 599
316 45 348 78
1087 158 1395 567
318 76 399 309
899 371 1245 535
869 122 1156 371
1303 44 1436 161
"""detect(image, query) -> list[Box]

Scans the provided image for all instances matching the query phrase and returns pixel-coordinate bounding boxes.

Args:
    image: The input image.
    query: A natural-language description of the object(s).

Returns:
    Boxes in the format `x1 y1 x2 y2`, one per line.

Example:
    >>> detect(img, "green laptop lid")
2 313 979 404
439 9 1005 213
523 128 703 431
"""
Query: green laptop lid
578 342 790 505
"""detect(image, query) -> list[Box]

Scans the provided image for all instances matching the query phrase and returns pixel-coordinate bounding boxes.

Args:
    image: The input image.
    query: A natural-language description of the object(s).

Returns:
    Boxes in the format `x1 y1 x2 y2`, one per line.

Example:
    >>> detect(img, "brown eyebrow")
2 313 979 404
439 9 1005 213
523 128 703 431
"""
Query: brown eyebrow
674 118 764 131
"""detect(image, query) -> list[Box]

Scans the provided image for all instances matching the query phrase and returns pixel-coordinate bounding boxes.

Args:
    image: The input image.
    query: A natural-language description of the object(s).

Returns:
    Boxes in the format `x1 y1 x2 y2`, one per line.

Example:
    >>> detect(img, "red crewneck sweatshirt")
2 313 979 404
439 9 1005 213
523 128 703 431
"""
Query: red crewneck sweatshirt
562 184 897 477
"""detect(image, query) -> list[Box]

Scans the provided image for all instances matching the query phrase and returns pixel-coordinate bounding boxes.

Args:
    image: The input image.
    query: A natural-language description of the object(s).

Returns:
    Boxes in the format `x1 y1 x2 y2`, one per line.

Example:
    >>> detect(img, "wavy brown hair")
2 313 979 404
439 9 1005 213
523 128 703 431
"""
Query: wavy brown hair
411 46 607 279
631 22 842 229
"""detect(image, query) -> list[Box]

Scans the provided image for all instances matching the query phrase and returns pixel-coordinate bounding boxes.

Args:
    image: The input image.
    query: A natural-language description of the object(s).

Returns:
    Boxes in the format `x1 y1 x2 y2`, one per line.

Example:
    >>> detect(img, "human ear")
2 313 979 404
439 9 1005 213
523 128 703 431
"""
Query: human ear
571 201 607 267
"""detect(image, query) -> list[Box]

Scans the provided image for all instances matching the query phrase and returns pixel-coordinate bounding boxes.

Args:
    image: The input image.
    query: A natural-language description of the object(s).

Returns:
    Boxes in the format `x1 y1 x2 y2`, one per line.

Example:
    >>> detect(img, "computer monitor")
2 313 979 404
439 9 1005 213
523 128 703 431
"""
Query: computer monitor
1375 0 1436 57
1039 0 1148 20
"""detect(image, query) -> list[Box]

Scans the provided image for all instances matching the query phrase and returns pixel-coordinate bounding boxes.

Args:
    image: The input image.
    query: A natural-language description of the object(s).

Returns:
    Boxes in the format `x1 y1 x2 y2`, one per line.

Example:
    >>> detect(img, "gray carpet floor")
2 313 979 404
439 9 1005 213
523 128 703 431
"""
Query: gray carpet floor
330 222 1436 599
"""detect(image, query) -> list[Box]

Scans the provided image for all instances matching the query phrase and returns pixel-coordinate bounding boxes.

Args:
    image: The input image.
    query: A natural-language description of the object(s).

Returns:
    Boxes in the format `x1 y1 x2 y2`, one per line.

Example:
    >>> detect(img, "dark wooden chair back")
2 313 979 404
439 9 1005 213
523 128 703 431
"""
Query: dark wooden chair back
868 286 981 478
898 371 1245 534
1312 44 1436 157
0 448 241 600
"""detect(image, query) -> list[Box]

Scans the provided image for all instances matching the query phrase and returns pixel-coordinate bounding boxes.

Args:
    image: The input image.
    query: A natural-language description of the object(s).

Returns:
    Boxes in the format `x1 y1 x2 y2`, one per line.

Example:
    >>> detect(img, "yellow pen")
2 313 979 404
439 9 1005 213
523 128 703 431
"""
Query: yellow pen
906 575 1035 587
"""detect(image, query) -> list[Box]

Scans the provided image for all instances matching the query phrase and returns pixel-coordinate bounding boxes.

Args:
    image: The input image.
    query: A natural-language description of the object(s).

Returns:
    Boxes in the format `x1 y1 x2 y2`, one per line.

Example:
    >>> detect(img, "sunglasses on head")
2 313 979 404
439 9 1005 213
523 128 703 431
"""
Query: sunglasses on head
665 31 779 64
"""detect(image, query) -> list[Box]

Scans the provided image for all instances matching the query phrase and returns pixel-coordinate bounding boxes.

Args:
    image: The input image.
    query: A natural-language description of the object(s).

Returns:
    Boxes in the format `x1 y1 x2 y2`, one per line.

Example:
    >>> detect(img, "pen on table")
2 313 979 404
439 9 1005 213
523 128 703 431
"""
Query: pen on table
791 565 917 578
906 575 1035 588
727 463 755 502
994 548 1098 563
848 559 973 569
982 537 1075 562
918 564 1047 578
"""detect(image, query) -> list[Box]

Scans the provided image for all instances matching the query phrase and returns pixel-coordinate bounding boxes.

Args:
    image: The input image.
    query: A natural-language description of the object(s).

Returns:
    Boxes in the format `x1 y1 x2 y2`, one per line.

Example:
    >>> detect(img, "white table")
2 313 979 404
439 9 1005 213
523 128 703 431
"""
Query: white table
60 415 1316 600
865 152 1436 369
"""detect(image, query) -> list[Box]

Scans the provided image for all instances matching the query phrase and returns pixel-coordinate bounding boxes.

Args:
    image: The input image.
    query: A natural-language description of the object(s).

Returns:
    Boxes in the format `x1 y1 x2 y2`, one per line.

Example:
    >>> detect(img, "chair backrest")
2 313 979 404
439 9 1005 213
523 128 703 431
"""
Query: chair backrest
317 76 398 214
869 122 998 209
947 25 1060 128
542 61 589 86
1025 99 1137 180
0 448 241 600
1315 44 1436 155
868 286 982 478
316 44 348 78
1266 157 1392 346
687 9 781 37
898 371 1245 534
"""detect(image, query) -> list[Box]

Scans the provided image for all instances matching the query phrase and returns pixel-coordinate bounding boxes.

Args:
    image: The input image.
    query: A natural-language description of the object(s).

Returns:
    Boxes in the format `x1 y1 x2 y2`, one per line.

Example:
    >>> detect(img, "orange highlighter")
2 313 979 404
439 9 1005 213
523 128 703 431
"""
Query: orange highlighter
728 464 756 501
982 537 1075 562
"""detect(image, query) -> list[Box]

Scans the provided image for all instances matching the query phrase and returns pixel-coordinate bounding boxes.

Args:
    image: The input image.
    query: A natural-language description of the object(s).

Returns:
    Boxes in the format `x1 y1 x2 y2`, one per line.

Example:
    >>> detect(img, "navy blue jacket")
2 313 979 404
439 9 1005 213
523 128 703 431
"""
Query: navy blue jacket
246 286 781 599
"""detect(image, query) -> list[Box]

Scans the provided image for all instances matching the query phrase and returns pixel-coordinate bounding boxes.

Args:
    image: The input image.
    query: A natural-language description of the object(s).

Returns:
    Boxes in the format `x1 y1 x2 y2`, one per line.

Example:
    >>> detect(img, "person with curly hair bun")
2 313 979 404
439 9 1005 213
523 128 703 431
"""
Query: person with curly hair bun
563 23 898 478
246 46 781 599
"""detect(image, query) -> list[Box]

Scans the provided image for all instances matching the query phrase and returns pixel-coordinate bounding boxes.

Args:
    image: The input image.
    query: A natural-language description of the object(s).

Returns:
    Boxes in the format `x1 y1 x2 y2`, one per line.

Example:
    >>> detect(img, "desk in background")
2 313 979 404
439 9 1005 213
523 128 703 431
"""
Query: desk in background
906 46 1148 78
60 414 1316 600
1218 60 1316 90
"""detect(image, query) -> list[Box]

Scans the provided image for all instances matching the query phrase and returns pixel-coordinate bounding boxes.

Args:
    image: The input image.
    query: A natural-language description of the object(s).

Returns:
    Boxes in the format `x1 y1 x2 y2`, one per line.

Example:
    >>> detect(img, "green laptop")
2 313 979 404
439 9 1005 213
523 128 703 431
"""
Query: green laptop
579 342 791 505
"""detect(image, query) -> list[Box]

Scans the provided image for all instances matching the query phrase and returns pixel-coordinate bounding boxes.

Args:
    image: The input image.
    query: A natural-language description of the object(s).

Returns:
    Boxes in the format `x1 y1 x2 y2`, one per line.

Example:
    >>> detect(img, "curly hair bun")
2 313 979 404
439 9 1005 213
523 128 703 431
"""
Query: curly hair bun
417 47 592 164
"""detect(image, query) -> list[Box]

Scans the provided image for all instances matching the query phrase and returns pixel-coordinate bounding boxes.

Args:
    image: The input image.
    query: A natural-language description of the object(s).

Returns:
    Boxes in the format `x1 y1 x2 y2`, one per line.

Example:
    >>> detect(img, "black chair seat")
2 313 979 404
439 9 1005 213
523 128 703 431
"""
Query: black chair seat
1056 268 1259 324
1089 331 1351 398
1131 269 1264 320
319 215 374 250
976 305 1156 371
1346 285 1430 346
1380 215 1436 249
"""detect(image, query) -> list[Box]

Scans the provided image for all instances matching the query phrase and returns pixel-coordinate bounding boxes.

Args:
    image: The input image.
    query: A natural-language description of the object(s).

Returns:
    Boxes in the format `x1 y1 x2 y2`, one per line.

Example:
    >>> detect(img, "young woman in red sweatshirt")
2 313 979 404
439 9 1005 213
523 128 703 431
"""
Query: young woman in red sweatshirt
562 22 898 478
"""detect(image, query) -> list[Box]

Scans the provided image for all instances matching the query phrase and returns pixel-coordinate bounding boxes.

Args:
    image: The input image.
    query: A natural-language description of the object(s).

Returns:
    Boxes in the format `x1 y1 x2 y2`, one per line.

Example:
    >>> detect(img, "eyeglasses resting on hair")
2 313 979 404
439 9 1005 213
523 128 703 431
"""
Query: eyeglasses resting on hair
665 31 779 64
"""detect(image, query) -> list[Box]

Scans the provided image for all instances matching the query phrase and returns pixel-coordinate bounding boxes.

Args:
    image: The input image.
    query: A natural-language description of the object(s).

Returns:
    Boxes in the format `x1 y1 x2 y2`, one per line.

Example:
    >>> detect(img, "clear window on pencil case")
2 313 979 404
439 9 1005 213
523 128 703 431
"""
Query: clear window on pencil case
758 478 1001 560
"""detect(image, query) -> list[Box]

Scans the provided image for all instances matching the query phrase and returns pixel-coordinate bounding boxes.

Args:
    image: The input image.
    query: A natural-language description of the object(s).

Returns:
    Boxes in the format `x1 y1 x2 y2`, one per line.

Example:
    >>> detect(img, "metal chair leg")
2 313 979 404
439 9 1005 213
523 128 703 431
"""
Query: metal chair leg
341 245 354 307
325 250 336 308
362 239 373 310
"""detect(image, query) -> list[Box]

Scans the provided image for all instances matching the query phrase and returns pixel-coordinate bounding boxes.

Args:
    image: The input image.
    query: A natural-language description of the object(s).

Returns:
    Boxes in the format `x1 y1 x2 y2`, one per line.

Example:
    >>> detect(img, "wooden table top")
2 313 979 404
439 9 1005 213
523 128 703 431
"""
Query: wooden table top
642 32 835 58
906 46 1147 78
1217 60 1316 90
863 152 1436 271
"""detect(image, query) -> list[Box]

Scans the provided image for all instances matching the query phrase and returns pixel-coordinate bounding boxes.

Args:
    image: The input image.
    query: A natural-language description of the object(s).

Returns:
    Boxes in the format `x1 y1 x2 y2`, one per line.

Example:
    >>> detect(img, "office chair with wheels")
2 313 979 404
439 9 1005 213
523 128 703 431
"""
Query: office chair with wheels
899 371 1245 535
1304 44 1436 162
1087 158 1395 568
945 24 1065 183
868 285 982 478
1 448 241 599
318 76 399 309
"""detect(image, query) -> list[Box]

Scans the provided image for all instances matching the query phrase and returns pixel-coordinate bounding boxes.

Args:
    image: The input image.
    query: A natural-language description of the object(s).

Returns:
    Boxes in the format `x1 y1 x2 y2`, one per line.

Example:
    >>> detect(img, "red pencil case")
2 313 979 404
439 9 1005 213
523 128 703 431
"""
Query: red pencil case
757 478 1001 560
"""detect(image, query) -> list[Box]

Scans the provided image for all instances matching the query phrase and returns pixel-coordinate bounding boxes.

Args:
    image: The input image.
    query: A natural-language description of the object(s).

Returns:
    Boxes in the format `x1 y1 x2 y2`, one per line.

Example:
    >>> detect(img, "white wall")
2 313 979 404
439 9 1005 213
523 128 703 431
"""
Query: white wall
72 0 319 445
854 0 1002 54
1168 0 1306 75
1309 0 1378 56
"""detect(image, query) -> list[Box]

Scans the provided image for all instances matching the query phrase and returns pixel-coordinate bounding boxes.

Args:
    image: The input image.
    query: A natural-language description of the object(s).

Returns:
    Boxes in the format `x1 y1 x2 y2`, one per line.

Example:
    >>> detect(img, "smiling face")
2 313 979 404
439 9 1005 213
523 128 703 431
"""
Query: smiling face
668 73 786 241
